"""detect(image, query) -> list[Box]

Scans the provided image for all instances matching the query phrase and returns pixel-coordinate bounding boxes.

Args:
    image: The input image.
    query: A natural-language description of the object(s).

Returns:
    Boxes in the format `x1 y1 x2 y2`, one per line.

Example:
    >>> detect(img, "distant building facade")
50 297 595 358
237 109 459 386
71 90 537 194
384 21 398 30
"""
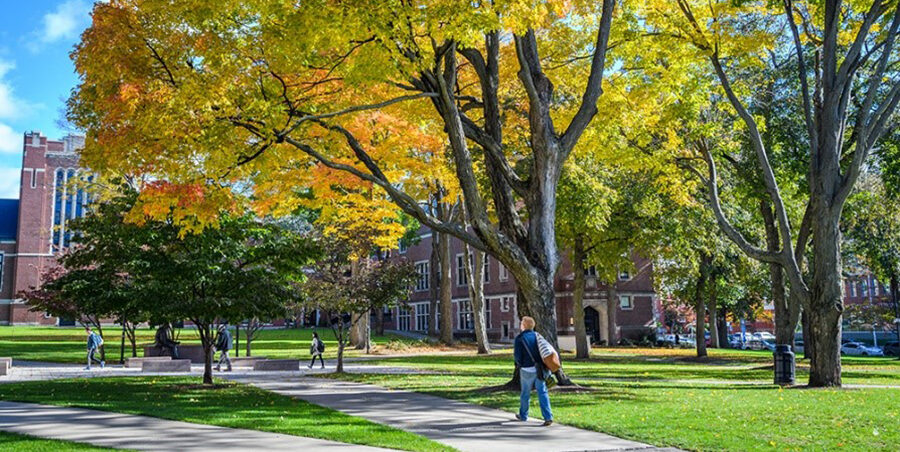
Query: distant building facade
382 229 660 343
0 132 88 325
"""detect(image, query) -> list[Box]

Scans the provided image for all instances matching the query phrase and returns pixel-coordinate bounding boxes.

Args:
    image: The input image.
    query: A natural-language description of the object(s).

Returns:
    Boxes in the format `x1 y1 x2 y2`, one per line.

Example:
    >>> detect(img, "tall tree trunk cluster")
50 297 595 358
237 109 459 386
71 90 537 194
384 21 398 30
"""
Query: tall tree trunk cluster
694 252 711 358
688 0 900 386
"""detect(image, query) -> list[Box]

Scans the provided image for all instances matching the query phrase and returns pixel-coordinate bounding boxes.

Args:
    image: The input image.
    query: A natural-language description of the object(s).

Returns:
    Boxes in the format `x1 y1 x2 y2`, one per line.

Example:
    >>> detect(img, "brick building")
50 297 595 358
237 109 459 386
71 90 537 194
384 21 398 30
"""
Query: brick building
0 132 87 325
382 229 660 344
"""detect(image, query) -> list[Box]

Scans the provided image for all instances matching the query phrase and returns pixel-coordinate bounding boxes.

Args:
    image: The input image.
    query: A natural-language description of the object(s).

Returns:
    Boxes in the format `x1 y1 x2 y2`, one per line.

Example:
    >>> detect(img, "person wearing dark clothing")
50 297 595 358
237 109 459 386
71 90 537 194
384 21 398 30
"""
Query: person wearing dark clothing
308 332 325 369
214 325 233 371
513 316 553 426
85 327 104 370
154 323 180 359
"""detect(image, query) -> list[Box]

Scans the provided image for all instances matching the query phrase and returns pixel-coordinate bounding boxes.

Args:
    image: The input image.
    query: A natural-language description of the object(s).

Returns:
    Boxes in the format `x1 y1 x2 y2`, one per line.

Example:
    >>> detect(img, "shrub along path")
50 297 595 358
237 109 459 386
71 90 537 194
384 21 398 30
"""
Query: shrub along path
226 374 680 452
0 400 389 451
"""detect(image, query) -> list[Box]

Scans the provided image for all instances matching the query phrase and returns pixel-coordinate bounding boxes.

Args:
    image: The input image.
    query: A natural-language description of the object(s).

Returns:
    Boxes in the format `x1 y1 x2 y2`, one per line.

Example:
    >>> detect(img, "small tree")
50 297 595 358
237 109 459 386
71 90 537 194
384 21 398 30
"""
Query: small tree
304 239 416 372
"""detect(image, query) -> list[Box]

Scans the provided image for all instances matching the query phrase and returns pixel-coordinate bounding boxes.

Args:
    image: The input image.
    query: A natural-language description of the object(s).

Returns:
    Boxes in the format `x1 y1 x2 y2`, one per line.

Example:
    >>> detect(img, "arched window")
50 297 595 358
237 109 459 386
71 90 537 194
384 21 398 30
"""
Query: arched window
52 168 64 249
63 169 76 247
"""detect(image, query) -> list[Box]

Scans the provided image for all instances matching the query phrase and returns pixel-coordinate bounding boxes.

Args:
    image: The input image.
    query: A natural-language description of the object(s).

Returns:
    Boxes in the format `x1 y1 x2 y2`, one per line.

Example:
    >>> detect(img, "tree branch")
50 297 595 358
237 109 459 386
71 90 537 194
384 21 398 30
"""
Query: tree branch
559 0 616 157
696 141 781 264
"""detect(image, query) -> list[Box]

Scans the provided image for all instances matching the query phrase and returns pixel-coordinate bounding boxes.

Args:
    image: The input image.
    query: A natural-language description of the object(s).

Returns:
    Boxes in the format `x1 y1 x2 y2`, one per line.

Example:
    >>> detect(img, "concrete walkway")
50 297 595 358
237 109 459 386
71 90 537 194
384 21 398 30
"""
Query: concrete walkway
0 401 390 451
227 375 677 452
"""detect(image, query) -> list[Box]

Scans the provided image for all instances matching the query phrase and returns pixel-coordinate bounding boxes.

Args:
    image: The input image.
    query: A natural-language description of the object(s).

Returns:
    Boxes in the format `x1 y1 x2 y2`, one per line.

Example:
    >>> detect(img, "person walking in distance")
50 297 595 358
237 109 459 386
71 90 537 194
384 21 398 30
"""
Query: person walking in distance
513 316 553 426
308 331 325 369
214 324 233 372
84 327 104 370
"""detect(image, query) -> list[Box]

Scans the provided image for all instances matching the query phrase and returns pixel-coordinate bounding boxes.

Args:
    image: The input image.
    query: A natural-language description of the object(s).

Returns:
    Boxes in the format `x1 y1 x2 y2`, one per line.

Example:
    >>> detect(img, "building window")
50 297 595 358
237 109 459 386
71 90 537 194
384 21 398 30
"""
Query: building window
850 281 857 297
500 295 512 312
397 307 411 331
456 254 468 286
585 266 597 277
485 299 492 328
52 169 64 249
0 253 4 291
415 261 430 292
499 263 509 281
398 239 408 254
30 169 37 189
415 303 429 331
502 321 511 339
618 270 631 281
457 300 474 330
482 256 490 284
619 295 633 310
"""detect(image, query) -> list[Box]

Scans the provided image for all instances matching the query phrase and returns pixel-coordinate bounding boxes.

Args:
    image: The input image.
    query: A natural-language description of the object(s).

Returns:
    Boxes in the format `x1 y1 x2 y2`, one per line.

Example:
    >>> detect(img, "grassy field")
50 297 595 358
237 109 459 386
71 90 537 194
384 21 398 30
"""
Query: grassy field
0 326 434 364
0 377 451 452
358 347 900 386
333 348 900 451
0 431 119 451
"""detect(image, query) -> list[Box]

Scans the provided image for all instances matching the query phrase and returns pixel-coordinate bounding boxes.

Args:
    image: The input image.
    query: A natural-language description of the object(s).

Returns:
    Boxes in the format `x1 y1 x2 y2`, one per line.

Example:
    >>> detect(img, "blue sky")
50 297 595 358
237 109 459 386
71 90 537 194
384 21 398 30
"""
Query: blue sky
0 0 95 199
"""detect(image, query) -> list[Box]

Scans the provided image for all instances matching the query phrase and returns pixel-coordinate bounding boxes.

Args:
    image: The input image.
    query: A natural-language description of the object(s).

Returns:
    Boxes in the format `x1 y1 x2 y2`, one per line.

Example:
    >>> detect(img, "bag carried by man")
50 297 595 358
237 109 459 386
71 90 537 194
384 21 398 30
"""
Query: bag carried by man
535 332 561 372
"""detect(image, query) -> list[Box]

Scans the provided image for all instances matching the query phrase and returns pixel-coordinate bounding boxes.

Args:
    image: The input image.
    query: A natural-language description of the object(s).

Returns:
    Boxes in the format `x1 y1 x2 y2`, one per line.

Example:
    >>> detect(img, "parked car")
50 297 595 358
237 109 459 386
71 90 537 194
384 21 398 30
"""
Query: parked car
752 332 776 342
882 341 900 356
841 342 884 356
743 339 770 351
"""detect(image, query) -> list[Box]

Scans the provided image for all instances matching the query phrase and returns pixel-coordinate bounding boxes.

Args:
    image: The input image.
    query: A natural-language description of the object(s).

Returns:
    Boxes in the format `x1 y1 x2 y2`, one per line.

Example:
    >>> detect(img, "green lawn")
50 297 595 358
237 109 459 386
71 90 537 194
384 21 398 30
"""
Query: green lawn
332 349 900 451
0 377 451 452
0 431 119 451
360 347 900 386
0 326 424 364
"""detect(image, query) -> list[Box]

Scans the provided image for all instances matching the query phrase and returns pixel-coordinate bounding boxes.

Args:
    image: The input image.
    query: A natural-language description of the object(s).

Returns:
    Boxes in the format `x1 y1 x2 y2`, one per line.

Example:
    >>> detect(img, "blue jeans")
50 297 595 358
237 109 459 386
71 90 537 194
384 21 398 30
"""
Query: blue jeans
519 368 552 421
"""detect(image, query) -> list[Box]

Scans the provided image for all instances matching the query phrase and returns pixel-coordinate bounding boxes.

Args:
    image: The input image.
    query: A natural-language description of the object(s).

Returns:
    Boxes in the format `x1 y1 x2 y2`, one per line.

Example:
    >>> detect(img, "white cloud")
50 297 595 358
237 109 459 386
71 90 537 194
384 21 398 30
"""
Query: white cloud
0 167 20 199
27 0 96 52
40 0 92 44
0 123 19 154
0 60 18 119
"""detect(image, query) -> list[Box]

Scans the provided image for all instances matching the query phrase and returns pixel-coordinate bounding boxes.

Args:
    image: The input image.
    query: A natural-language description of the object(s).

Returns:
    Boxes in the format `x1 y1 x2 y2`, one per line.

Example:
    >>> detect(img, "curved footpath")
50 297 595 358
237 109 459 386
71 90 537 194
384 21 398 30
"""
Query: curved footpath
0 360 683 451
0 400 389 451
227 374 678 452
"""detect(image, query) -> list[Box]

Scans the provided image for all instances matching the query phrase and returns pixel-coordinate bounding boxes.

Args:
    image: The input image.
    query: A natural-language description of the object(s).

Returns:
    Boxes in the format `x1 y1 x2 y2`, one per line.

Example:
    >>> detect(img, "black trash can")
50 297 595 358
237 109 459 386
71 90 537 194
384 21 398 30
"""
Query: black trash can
773 344 795 386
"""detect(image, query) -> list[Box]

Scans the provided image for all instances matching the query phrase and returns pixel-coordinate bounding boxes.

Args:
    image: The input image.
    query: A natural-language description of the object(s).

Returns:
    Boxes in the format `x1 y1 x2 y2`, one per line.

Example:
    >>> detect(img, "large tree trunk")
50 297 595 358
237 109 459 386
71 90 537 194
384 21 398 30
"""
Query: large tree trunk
349 260 369 350
891 274 900 361
806 209 843 387
762 200 799 348
606 282 618 346
465 245 491 354
438 230 454 344
709 278 719 348
572 236 590 358
695 253 710 357
375 307 385 336
428 234 440 337
717 308 728 348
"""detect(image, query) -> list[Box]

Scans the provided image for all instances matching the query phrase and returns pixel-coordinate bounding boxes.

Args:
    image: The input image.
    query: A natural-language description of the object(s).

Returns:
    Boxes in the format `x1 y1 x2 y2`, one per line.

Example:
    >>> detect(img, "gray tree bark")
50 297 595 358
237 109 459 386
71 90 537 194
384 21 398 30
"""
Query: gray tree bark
709 278 719 348
428 231 440 337
438 229 454 345
695 253 711 357
464 244 491 354
573 236 590 358
606 281 618 347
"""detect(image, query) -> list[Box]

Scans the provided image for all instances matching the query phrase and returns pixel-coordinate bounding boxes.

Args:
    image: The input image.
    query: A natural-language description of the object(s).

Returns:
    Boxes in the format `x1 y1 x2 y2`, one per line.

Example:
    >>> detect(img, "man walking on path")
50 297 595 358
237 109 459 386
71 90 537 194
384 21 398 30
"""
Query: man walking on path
84 327 104 370
308 332 325 369
513 316 553 426
214 325 232 372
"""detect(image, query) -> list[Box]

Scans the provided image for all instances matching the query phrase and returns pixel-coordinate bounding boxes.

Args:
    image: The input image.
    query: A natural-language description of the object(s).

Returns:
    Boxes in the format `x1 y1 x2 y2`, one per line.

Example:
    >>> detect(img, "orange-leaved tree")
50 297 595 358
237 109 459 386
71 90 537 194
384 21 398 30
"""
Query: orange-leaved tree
69 0 622 350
